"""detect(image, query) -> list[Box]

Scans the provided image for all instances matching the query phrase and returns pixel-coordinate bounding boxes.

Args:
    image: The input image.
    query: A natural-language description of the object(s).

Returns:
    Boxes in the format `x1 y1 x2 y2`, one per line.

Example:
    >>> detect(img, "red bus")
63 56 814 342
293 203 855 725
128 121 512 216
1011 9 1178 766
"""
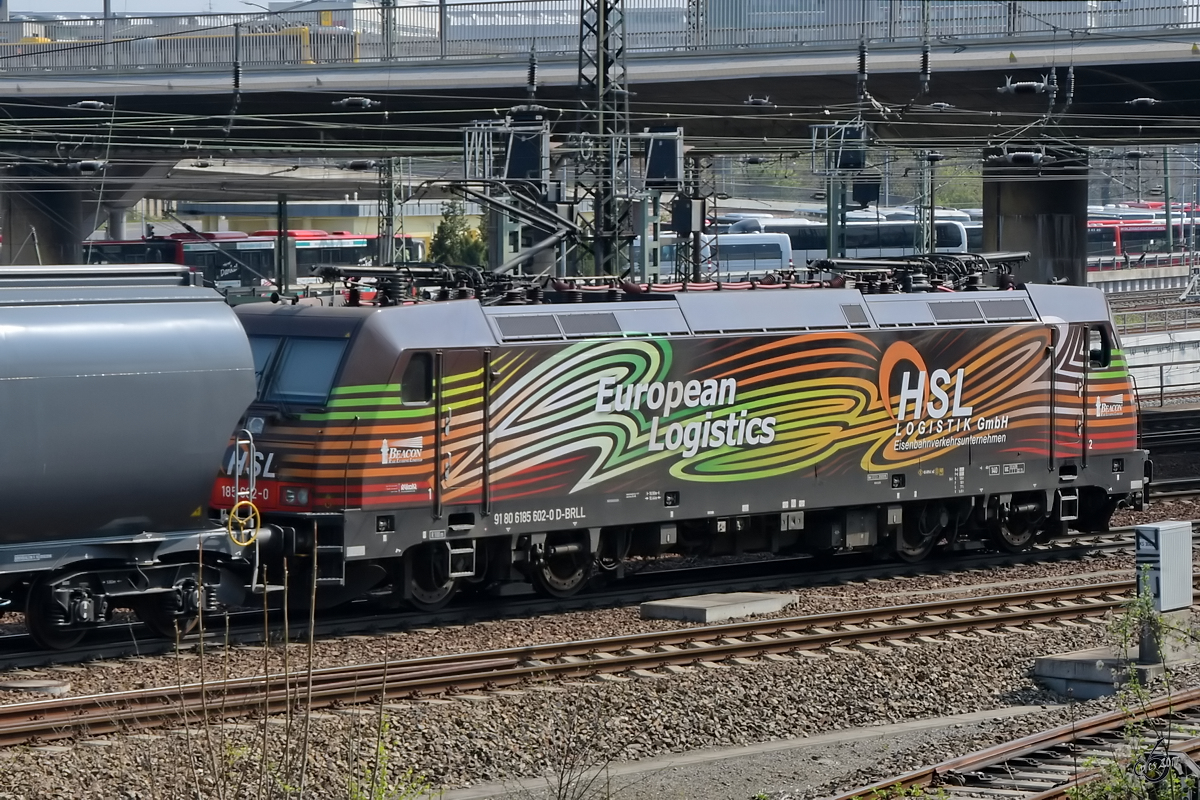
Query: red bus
1086 220 1193 269
84 230 426 288
83 231 275 288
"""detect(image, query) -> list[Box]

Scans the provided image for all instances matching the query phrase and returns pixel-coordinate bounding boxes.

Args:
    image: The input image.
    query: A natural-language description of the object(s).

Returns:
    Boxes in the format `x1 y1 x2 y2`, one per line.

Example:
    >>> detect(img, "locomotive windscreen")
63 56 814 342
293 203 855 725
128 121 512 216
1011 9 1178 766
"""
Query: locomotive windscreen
250 335 347 406
250 336 280 391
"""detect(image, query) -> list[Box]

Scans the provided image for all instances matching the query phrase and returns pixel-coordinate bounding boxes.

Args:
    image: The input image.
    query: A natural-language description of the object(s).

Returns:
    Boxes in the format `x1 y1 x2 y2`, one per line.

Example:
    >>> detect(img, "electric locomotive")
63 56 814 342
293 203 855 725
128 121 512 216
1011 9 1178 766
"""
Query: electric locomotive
211 268 1147 611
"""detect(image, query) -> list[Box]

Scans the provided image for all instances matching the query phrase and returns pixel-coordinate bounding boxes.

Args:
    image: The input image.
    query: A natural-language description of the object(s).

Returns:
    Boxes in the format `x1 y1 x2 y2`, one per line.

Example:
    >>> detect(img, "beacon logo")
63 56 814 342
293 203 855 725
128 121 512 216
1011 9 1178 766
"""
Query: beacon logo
1095 394 1124 417
381 437 423 465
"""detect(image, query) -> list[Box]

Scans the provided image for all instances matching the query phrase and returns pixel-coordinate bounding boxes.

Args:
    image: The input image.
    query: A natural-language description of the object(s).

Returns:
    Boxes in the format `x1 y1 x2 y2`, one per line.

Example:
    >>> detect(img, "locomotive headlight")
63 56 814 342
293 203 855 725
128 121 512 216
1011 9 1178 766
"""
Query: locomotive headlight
246 417 265 435
282 487 310 506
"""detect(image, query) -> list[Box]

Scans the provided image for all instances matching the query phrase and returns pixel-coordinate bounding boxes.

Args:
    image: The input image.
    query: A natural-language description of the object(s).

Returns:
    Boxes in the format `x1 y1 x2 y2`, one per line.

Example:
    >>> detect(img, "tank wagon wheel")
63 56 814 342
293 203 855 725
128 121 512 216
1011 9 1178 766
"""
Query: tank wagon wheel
530 532 593 598
25 577 86 651
133 599 200 641
404 542 459 612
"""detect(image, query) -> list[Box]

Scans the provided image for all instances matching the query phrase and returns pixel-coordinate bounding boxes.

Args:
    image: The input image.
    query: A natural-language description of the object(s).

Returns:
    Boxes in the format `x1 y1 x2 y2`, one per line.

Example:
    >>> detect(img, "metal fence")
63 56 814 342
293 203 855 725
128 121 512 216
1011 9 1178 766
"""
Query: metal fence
1091 253 1198 271
2 0 1200 74
1115 307 1200 335
1131 358 1200 407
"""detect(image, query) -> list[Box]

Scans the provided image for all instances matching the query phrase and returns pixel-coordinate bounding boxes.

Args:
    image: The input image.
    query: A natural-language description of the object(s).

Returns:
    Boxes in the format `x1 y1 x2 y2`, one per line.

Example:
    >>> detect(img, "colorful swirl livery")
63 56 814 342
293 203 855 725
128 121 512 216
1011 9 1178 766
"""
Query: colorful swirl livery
209 284 1146 605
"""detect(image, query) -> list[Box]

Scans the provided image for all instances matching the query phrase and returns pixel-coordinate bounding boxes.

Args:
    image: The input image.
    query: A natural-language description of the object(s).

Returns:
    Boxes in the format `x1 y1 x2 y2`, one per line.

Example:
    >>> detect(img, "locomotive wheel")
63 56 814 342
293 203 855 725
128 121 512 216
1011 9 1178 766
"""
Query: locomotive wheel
991 517 1037 553
894 503 948 563
25 578 85 651
530 533 593 598
405 543 459 612
894 527 936 563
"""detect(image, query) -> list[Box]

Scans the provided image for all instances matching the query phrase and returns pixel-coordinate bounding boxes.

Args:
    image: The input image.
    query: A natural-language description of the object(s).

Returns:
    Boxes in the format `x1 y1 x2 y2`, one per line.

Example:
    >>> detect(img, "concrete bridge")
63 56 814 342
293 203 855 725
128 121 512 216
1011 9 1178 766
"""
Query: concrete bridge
0 1 1199 152
3 0 1200 276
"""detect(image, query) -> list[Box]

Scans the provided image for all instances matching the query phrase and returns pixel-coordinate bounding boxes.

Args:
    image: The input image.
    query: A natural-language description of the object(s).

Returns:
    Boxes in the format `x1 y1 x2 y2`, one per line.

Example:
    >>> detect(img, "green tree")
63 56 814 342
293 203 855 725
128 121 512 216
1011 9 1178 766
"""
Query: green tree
935 163 983 208
429 201 486 266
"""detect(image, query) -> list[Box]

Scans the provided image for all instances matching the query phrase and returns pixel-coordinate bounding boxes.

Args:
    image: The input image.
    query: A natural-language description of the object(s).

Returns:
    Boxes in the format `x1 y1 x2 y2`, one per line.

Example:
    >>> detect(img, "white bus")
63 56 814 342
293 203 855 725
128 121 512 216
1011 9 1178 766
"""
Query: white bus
706 232 792 279
632 232 792 281
758 218 970 265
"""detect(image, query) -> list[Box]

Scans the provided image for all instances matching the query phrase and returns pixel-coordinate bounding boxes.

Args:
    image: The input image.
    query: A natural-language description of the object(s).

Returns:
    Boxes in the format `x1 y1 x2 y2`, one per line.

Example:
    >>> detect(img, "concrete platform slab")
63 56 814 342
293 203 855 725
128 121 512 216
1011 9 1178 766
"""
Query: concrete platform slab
0 679 70 696
1033 646 1175 699
640 592 795 623
439 704 1062 800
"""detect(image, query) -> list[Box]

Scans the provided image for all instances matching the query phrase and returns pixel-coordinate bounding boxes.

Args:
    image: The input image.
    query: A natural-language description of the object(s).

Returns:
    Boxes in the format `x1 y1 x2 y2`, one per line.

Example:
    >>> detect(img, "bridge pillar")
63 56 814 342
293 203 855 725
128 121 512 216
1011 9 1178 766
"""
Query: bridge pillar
982 147 1088 286
1 165 85 265
106 206 127 241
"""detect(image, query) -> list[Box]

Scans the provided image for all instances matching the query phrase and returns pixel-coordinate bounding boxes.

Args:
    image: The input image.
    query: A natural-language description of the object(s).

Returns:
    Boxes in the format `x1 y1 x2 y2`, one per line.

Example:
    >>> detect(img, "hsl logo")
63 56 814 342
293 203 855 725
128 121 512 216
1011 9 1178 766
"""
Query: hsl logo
878 341 974 422
381 437 423 465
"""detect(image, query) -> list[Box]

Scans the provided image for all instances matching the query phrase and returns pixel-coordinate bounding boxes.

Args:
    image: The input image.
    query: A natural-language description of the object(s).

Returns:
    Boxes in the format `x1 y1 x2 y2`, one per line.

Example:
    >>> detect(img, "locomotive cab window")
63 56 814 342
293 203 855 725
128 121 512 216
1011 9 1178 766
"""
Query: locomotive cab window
401 352 433 405
257 337 347 407
248 336 281 393
1089 325 1112 369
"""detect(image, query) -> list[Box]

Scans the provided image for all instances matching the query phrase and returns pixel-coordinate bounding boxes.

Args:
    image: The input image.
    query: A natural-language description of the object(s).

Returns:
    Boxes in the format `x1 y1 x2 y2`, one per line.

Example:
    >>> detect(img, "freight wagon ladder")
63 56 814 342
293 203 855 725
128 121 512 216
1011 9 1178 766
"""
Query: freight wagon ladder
231 429 257 510
230 430 282 596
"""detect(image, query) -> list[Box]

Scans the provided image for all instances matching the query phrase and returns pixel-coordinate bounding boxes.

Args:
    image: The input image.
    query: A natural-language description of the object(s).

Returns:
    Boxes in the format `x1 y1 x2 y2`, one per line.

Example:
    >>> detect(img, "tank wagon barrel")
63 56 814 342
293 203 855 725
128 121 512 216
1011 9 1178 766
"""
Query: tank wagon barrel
0 266 257 649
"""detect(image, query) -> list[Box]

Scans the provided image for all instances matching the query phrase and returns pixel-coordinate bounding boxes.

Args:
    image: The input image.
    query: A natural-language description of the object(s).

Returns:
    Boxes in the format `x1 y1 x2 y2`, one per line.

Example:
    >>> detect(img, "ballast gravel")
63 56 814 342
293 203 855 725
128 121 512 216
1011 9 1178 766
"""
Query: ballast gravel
0 609 1169 800
1112 497 1200 528
0 504 1192 798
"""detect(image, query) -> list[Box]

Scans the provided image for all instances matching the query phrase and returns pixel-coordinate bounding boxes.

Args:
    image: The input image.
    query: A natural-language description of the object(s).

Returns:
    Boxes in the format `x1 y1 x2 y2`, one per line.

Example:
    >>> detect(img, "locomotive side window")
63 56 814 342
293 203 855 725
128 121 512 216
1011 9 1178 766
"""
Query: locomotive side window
264 338 347 406
248 336 281 393
1089 325 1111 369
401 352 433 405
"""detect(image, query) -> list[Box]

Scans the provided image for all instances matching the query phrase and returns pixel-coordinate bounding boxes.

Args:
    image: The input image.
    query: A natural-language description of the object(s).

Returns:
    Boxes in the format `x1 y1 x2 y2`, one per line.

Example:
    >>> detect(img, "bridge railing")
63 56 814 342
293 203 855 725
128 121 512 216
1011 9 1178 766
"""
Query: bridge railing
1115 306 1200 336
0 0 1199 74
1130 358 1200 408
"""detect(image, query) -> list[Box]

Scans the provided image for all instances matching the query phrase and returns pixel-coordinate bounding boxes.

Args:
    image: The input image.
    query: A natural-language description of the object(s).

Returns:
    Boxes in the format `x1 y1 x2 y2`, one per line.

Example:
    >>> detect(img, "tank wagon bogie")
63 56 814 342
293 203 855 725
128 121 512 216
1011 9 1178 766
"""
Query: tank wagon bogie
214 284 1146 610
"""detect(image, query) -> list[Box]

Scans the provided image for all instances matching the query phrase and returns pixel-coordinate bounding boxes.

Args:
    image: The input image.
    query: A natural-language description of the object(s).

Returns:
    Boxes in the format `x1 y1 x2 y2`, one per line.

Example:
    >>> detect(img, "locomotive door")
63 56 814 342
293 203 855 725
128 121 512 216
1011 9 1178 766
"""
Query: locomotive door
1083 323 1117 462
1052 324 1085 462
434 349 486 517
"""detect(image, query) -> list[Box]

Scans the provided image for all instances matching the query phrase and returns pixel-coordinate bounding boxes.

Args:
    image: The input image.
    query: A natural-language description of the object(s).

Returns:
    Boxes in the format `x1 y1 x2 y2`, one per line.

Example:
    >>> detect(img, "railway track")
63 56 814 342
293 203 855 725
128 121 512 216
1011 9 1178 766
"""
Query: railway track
0 530 1148 670
831 687 1200 799
0 580 1134 747
1147 476 1200 498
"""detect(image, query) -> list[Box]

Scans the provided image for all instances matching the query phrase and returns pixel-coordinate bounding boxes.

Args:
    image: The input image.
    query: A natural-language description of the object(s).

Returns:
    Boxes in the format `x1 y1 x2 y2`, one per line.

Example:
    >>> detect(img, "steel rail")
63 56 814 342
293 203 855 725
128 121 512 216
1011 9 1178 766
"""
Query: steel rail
830 686 1200 799
0 580 1133 747
1023 733 1200 799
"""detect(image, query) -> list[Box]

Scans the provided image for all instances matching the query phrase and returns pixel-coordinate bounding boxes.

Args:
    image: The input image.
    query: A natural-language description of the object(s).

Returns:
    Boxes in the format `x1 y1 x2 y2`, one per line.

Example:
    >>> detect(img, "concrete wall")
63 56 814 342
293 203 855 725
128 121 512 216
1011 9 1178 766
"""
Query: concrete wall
983 149 1089 286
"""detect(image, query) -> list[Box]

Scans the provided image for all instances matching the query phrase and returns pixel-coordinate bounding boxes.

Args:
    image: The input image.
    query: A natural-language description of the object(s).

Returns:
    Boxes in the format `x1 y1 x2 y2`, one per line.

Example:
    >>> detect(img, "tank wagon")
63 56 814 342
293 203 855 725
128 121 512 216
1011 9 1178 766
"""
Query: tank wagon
0 267 257 649
213 279 1147 611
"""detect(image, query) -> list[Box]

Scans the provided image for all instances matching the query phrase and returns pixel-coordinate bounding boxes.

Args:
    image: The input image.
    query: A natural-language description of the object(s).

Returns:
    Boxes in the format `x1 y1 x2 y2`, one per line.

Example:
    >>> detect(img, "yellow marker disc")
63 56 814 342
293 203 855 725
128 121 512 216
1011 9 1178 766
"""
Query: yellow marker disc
226 500 261 547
